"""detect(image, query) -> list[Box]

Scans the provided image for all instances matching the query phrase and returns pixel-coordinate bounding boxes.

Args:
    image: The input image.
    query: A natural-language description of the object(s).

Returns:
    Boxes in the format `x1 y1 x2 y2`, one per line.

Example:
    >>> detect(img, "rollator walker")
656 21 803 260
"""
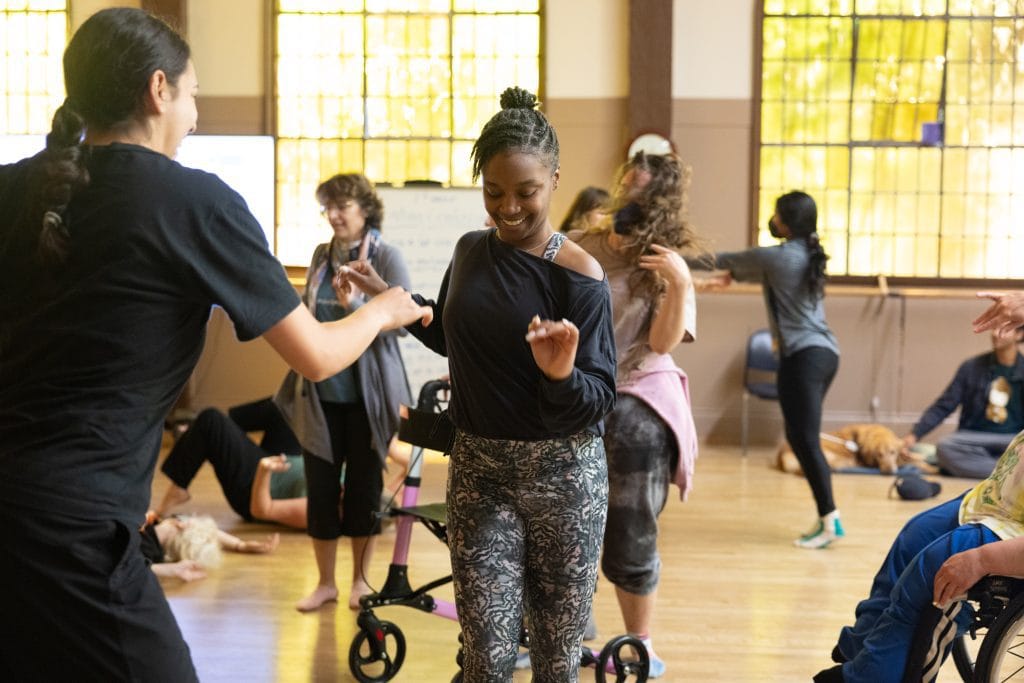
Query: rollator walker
348 379 650 683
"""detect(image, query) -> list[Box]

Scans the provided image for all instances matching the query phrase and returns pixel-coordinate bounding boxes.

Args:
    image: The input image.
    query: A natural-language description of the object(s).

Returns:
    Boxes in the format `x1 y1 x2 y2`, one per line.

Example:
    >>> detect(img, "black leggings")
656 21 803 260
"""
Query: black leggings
161 408 263 520
777 346 839 517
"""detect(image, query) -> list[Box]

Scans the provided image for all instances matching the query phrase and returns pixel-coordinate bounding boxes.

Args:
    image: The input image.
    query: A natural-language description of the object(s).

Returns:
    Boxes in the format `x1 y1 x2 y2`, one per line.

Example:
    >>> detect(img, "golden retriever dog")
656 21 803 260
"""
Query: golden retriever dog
776 423 939 475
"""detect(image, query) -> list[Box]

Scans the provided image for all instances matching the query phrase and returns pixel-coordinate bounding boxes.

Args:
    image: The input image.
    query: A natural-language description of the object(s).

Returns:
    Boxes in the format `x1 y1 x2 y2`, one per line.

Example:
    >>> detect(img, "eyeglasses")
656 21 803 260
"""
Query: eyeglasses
320 200 355 216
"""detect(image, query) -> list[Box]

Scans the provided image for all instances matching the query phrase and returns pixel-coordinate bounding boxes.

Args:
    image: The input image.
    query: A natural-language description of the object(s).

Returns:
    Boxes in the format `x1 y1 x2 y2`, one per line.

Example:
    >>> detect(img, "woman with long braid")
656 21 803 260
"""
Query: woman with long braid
703 191 841 548
338 86 617 682
0 8 429 680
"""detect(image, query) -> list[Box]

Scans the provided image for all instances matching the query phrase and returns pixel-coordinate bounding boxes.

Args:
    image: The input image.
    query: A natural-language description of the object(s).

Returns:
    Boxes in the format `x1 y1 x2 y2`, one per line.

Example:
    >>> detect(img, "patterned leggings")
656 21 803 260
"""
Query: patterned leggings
447 431 608 683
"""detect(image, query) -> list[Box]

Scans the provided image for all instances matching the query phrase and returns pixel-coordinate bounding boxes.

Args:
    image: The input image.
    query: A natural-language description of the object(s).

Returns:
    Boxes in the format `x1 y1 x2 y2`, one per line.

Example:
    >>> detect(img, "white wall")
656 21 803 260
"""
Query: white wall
188 0 264 97
673 0 755 99
545 0 628 98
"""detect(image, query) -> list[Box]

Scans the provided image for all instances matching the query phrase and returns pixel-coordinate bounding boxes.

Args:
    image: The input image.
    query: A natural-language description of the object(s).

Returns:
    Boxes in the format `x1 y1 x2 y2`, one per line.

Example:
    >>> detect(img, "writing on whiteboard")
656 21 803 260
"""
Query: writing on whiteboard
378 186 486 398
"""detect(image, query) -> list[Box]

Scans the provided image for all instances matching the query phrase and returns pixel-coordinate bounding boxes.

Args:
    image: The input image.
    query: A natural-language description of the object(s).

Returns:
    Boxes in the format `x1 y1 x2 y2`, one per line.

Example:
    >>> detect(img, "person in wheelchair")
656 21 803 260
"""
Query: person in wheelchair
816 430 1024 682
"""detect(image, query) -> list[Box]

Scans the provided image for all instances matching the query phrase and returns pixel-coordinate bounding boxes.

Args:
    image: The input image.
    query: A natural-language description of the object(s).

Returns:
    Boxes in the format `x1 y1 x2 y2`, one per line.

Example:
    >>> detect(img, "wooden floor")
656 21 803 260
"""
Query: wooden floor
154 442 979 682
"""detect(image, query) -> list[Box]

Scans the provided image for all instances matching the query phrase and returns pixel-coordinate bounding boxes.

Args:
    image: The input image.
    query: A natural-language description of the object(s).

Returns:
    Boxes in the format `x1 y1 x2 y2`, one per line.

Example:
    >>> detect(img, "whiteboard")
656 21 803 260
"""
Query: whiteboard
377 185 487 400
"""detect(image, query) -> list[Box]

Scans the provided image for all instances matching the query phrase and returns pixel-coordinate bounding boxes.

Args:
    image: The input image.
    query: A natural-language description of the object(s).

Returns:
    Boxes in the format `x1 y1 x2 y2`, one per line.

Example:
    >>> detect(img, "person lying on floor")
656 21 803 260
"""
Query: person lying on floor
155 402 411 530
815 430 1024 682
142 512 279 582
154 405 310 529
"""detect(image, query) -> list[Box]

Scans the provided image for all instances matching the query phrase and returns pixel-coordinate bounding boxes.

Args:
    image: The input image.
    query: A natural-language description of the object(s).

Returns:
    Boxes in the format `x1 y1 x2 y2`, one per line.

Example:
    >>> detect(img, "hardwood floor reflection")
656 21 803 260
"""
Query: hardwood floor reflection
155 442 974 682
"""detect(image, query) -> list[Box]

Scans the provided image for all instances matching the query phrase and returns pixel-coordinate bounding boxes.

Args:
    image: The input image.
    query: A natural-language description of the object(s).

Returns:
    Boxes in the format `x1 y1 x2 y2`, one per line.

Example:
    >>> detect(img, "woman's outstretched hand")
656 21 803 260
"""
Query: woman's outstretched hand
334 260 389 299
973 291 1024 335
235 533 281 555
525 315 579 381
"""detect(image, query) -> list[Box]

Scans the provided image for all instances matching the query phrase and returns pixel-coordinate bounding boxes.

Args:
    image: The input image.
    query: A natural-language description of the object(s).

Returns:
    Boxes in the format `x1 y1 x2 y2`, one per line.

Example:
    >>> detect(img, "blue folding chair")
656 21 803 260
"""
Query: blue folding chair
741 328 779 456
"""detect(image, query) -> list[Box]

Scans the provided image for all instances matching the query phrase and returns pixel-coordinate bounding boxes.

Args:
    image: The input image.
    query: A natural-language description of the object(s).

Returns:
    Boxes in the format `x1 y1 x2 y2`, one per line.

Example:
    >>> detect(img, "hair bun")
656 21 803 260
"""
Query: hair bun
499 86 538 111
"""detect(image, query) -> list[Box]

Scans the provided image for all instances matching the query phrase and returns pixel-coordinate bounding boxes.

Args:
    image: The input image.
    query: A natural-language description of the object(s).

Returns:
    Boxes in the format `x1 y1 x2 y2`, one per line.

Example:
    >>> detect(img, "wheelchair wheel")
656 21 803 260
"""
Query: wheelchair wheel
595 635 649 683
348 620 406 683
974 590 1024 682
950 633 979 682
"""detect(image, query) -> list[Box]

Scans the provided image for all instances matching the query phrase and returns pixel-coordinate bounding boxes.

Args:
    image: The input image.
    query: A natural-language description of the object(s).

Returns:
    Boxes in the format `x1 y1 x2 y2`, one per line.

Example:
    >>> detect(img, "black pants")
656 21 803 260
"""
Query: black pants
0 503 197 682
160 408 263 520
777 346 839 517
304 401 382 539
227 397 300 455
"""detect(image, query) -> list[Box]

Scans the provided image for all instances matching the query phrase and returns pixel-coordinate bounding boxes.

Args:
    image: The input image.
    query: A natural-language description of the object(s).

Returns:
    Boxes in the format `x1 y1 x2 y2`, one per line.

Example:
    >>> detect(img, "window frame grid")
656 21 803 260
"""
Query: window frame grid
272 1 542 265
756 1 1024 286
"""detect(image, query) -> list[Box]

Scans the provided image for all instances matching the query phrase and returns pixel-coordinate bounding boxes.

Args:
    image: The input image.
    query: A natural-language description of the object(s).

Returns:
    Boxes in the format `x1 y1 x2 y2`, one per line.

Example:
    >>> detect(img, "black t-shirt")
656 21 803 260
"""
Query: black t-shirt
0 143 300 522
409 229 616 439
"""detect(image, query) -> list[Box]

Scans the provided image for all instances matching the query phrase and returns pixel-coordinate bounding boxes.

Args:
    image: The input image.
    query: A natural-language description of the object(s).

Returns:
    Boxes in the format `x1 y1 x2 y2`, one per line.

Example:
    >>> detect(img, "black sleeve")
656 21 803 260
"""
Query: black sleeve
181 181 300 341
406 263 451 358
537 278 617 434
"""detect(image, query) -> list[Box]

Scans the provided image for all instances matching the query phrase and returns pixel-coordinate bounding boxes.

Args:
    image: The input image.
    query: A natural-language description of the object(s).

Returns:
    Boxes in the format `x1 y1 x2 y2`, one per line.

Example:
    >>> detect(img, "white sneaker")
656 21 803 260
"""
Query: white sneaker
794 512 845 549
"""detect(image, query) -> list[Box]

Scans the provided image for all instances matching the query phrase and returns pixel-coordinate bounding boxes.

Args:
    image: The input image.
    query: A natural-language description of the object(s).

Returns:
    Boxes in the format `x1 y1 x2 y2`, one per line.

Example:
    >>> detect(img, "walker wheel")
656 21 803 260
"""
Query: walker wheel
348 620 406 682
596 635 649 683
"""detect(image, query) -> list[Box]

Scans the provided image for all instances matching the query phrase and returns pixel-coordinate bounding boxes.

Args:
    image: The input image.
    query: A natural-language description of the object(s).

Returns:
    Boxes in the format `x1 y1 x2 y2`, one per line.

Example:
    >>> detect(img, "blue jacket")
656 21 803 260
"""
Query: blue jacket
911 351 1024 439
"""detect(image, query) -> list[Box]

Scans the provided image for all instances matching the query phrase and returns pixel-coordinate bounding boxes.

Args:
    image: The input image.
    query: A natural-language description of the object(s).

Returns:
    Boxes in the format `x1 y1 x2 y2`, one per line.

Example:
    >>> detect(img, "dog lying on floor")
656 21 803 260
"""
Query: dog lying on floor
776 423 940 475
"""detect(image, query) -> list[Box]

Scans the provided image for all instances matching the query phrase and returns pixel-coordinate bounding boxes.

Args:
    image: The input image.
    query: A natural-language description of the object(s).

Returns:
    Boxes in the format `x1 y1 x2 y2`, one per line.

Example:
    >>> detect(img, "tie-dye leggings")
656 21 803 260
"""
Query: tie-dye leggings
446 430 608 683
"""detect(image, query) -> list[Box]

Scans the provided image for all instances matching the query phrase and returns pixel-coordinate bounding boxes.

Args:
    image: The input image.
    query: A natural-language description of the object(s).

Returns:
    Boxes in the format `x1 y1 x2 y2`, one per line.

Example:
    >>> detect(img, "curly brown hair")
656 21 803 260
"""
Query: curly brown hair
604 151 707 297
315 173 385 230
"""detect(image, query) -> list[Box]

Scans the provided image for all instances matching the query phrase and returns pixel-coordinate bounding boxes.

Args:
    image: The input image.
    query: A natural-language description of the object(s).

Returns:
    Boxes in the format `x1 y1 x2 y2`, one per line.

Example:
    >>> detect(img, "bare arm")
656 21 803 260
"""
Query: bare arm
933 536 1024 607
263 288 432 381
217 529 280 554
643 245 694 354
250 455 308 529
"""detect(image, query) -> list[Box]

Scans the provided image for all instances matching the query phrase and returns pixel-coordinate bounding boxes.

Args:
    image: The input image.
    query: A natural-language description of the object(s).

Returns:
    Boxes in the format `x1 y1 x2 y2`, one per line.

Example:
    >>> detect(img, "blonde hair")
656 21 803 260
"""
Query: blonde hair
163 515 222 568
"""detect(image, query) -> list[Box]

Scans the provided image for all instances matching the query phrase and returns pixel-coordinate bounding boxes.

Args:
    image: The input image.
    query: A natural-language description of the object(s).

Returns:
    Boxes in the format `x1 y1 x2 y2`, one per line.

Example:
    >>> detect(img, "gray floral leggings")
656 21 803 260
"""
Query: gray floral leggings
447 430 608 683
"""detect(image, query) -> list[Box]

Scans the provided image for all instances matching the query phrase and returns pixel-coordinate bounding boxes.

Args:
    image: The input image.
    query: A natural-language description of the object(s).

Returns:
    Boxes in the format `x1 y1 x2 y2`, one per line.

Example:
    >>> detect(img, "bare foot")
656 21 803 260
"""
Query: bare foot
349 579 373 610
295 585 338 612
155 483 191 517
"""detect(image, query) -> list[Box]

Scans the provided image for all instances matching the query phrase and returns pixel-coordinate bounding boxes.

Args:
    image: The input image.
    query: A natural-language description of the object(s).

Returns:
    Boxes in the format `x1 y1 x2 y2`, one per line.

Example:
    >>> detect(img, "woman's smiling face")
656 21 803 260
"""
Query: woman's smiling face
481 150 558 244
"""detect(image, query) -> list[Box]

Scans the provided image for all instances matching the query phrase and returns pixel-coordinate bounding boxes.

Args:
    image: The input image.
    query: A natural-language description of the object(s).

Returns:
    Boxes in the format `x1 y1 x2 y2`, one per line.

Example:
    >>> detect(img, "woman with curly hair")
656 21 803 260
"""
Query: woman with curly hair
571 150 702 678
706 190 841 549
337 86 616 682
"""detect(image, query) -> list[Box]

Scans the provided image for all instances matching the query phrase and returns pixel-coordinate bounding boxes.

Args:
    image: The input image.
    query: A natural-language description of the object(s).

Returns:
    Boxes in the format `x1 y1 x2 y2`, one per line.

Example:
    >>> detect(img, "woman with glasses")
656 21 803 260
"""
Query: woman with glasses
282 173 413 612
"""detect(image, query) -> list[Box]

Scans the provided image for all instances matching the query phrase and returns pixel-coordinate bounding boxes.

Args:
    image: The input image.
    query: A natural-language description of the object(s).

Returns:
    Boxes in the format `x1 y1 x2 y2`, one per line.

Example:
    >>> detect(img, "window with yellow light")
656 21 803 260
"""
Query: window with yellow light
760 0 1024 280
274 0 541 266
0 0 67 135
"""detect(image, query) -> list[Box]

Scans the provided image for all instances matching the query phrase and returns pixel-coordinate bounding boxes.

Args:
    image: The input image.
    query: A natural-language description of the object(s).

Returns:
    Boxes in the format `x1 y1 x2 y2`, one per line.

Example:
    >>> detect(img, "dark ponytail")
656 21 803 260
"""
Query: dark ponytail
21 7 190 268
471 86 559 181
775 190 827 299
30 103 90 266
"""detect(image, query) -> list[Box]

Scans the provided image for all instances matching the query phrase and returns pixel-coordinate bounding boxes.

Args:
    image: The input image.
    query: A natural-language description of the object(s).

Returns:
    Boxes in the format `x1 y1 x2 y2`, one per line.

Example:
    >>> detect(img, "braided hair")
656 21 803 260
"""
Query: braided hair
470 87 559 181
775 190 828 299
21 8 190 268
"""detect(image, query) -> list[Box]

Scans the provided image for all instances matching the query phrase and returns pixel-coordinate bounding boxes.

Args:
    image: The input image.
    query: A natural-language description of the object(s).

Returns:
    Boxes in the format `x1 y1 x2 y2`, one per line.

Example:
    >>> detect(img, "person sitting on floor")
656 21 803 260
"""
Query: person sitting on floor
816 429 1024 682
902 326 1024 478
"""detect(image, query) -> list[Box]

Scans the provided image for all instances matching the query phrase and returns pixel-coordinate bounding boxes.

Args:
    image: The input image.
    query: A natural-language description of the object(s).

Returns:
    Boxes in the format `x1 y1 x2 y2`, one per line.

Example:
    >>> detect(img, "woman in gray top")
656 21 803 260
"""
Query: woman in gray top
711 191 841 549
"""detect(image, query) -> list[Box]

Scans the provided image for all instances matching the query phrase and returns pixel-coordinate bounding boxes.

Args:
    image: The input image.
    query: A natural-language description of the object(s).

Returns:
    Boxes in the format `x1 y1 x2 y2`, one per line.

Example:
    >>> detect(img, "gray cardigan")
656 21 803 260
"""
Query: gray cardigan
274 239 412 466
